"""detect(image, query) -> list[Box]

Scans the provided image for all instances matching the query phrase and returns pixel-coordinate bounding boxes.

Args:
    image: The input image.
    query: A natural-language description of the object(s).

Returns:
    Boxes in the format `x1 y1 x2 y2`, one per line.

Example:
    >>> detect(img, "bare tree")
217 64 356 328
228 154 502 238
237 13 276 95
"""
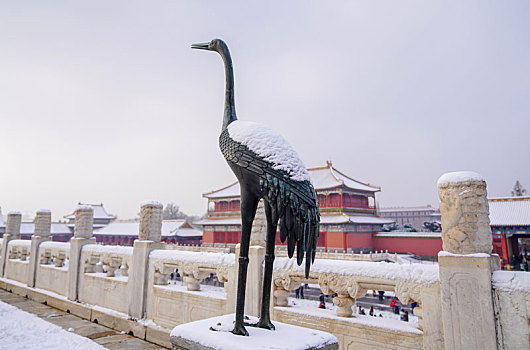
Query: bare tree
511 181 527 197
163 202 187 220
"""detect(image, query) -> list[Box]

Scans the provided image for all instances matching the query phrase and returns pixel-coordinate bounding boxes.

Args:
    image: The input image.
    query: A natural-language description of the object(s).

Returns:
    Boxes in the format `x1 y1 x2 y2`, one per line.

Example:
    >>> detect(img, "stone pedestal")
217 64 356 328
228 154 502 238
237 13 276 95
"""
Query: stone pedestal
169 314 338 350
438 253 497 350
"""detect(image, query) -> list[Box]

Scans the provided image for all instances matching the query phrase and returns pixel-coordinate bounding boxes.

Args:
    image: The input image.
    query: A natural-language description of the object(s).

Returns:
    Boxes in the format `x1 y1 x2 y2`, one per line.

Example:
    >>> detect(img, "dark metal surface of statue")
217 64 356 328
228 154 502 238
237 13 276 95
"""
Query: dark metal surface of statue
192 39 320 336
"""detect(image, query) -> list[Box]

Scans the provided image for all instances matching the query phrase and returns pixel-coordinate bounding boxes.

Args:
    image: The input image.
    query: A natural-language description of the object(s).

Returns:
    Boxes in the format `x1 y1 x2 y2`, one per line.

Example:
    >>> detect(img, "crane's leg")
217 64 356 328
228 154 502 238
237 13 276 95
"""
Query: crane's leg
232 191 259 336
257 201 277 330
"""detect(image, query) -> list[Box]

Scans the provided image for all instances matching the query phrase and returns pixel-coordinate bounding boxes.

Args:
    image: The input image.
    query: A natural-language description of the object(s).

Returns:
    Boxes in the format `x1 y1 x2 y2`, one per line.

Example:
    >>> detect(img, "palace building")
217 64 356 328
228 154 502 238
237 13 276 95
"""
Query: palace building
64 202 117 230
94 219 202 246
197 162 394 252
489 196 530 263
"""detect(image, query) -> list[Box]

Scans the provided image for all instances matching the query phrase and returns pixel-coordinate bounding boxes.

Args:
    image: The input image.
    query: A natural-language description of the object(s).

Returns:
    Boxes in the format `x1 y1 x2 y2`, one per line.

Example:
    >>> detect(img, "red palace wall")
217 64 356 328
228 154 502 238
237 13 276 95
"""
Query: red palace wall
346 233 373 250
203 231 215 244
373 236 442 257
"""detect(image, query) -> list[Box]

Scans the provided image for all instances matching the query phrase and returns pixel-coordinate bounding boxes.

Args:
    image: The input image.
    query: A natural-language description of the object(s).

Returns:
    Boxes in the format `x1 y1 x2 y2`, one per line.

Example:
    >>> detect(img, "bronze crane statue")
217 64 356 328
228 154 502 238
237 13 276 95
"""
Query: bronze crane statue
192 39 320 336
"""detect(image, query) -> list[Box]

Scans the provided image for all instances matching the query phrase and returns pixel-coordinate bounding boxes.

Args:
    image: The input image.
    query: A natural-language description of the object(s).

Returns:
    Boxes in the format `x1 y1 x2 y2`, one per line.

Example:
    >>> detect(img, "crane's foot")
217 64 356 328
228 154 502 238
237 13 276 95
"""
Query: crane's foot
255 319 275 330
231 324 249 336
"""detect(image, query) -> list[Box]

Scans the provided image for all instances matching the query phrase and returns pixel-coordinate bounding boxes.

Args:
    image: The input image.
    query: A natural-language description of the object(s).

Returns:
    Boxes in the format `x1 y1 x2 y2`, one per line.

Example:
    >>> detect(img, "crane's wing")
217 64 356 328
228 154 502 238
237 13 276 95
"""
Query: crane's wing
220 129 320 278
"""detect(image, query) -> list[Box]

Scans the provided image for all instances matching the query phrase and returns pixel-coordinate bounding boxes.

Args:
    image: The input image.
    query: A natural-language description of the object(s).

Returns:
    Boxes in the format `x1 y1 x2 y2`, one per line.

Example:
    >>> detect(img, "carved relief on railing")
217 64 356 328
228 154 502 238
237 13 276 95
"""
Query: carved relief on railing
84 255 103 273
215 264 231 284
394 280 423 328
7 241 31 261
318 275 366 317
150 250 236 294
273 272 303 307
39 242 70 269
82 245 132 279
273 257 438 328
152 258 229 292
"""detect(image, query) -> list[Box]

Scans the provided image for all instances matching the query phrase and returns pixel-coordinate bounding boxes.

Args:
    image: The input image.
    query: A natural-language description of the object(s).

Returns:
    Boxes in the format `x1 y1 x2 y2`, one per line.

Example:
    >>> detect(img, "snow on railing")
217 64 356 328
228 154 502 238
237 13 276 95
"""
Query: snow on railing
492 270 530 292
276 247 397 262
82 244 133 277
150 249 235 291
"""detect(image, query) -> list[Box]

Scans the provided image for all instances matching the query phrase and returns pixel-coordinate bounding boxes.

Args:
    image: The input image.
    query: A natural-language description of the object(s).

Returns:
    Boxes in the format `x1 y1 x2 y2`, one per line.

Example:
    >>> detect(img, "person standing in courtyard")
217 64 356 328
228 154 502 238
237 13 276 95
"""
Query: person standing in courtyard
390 297 397 313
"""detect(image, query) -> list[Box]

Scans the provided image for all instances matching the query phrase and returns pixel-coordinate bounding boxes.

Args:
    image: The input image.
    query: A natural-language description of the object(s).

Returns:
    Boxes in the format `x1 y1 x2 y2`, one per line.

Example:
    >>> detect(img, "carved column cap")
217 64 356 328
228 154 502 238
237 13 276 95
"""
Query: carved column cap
34 210 52 237
6 212 22 237
139 200 163 242
438 171 492 254
74 205 94 239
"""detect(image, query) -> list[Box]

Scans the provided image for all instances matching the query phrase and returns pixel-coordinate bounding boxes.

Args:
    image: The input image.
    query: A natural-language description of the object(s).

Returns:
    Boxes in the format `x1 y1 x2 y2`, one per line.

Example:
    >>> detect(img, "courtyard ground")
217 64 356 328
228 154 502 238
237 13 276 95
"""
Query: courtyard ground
0 289 164 350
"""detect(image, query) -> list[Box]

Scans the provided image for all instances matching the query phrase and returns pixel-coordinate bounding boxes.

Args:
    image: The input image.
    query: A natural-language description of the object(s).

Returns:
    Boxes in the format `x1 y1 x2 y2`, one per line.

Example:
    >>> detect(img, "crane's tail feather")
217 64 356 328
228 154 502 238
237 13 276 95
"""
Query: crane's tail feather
260 175 320 278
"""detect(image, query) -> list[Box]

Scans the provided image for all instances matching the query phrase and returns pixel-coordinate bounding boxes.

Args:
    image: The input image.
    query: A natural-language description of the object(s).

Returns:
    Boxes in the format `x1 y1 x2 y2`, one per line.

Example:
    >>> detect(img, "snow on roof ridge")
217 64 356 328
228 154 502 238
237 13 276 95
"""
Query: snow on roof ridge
437 171 484 186
331 166 380 190
203 181 239 198
8 211 22 215
328 166 345 186
36 209 51 214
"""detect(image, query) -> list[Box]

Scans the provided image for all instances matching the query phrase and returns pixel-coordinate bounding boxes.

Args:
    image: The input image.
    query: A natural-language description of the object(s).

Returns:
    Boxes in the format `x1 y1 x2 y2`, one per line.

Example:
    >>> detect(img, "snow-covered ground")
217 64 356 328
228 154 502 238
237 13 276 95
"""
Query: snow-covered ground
0 300 105 350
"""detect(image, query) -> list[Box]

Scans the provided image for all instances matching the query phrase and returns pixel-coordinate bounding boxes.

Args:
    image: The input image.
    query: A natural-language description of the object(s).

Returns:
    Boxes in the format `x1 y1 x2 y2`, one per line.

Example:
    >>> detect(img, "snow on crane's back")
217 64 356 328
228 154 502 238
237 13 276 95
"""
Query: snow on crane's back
227 120 311 182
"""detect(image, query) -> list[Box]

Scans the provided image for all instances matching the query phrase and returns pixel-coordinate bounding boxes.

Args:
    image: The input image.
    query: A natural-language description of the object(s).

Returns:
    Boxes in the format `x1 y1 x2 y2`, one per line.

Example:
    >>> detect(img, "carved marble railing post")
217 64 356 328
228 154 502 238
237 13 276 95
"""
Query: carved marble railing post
437 172 498 350
0 212 22 277
128 201 163 319
68 205 96 301
28 209 52 287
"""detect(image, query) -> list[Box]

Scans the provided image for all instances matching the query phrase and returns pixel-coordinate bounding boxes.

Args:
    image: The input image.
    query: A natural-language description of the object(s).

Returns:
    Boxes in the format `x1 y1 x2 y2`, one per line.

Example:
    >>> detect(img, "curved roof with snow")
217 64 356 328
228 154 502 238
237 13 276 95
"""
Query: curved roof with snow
203 162 380 199
19 222 71 235
64 203 116 220
489 196 530 226
95 220 202 238
196 214 393 226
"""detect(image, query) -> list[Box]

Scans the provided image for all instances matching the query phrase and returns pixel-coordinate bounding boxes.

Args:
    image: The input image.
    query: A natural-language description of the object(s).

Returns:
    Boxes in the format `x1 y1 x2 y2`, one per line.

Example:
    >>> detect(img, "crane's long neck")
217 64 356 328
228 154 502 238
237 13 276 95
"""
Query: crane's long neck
218 44 237 130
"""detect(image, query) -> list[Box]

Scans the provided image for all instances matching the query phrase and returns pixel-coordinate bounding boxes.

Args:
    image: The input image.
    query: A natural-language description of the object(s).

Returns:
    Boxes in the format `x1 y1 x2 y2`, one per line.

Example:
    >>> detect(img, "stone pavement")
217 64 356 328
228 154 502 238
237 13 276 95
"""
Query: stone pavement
0 289 165 350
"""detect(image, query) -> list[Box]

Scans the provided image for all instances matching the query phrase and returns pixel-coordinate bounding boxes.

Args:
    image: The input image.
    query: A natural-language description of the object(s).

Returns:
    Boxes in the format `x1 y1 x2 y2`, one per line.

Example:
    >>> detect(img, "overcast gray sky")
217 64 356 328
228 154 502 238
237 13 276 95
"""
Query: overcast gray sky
1 1 529 220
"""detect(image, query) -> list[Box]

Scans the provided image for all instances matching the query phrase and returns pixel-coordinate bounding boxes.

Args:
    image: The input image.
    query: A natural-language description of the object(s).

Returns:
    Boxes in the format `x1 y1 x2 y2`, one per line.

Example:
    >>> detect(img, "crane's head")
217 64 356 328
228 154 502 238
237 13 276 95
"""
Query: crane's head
191 38 226 52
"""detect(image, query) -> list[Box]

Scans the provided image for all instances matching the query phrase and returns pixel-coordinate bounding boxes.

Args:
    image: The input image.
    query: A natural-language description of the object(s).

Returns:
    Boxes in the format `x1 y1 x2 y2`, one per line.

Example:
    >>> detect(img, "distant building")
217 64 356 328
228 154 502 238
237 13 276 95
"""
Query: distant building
94 219 202 246
63 203 116 230
489 196 530 263
373 196 530 261
378 205 441 229
197 162 393 252
19 222 72 242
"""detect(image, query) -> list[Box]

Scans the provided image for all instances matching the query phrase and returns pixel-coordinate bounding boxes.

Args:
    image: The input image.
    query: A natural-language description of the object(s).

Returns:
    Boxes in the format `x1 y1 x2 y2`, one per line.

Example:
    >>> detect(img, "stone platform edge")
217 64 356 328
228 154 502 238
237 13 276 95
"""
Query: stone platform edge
170 335 338 350
0 278 172 349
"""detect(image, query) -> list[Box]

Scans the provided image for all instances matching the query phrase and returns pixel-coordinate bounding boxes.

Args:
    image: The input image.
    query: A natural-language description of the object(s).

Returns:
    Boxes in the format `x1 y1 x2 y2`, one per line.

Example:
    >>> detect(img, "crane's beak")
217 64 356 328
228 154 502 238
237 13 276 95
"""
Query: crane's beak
191 42 210 50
